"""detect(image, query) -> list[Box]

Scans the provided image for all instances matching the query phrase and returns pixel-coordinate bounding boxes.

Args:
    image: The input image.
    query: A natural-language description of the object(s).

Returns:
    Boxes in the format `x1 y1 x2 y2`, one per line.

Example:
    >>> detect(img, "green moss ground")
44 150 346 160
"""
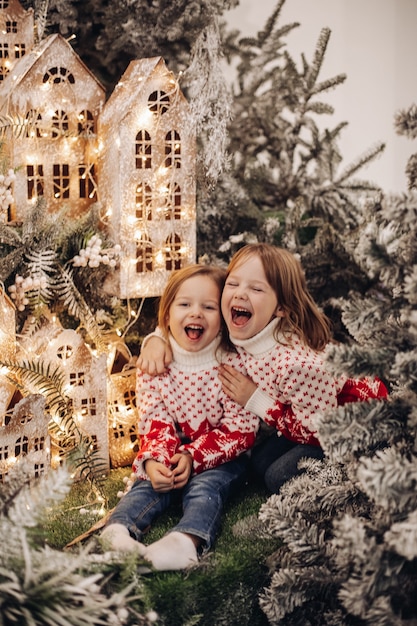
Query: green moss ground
43 468 280 626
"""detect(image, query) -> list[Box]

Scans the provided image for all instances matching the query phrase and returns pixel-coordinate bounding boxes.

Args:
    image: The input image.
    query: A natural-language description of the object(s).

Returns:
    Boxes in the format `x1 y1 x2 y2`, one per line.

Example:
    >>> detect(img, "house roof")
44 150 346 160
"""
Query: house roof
0 33 105 103
100 56 187 126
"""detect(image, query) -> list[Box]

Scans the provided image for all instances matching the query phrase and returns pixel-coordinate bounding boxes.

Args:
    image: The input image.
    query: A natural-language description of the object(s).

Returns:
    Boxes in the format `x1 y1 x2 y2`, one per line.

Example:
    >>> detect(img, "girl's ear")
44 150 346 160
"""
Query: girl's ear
275 306 286 318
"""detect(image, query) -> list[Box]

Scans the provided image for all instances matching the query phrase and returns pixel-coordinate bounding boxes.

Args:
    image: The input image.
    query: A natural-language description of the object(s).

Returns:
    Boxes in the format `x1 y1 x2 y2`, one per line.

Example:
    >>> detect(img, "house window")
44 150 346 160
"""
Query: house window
81 397 97 418
0 445 8 460
69 372 85 386
25 110 42 138
0 65 9 81
14 43 26 58
43 67 75 85
34 463 46 478
57 344 73 361
77 110 95 135
6 21 17 33
148 90 170 115
34 437 45 451
0 43 9 59
15 436 29 457
52 110 69 138
112 423 125 439
135 182 152 220
53 164 70 199
124 389 136 408
165 131 181 168
136 238 153 273
79 164 97 199
135 130 152 169
163 183 181 220
0 1 10 8
27 164 44 199
165 233 182 271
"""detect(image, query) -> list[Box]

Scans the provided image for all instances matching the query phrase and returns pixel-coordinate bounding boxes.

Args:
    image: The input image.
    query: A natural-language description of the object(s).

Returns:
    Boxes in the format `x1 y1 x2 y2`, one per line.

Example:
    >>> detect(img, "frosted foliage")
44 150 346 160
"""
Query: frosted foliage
385 508 417 559
357 447 417 512
184 22 232 182
0 462 152 625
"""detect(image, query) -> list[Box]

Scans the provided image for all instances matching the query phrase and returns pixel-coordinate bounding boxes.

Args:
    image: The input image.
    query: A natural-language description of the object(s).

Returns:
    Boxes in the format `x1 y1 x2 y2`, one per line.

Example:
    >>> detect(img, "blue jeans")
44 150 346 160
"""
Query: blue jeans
250 433 324 493
106 456 248 552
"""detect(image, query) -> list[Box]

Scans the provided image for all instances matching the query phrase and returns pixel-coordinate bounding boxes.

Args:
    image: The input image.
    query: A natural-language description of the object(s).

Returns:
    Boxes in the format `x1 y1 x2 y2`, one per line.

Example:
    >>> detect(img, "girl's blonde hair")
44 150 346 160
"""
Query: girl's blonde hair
158 264 232 352
227 244 331 351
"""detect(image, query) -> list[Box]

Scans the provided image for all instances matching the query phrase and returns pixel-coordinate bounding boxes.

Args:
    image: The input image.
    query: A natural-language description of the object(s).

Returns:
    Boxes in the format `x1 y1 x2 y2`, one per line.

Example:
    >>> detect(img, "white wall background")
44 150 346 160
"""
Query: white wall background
225 0 417 193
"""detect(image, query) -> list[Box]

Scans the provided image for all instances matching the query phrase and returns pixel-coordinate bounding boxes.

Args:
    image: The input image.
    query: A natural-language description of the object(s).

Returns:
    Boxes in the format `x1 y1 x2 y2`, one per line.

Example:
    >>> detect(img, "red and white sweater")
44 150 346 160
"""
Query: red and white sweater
234 319 387 446
133 336 259 480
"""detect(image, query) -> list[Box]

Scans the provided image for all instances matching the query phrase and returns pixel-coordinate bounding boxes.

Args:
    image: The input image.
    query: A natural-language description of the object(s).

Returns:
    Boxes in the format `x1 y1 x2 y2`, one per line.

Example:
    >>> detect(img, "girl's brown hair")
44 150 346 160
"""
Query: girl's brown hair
227 244 332 351
158 264 232 352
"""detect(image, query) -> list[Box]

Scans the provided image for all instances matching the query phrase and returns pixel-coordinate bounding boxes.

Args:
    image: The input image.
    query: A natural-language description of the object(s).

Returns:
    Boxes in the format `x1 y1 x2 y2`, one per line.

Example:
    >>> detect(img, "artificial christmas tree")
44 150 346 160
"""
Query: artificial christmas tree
256 107 417 625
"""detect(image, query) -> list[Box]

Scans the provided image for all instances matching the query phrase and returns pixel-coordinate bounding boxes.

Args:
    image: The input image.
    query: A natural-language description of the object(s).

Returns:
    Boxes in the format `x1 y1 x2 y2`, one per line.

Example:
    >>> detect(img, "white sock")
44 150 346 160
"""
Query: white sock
144 531 199 571
101 523 147 556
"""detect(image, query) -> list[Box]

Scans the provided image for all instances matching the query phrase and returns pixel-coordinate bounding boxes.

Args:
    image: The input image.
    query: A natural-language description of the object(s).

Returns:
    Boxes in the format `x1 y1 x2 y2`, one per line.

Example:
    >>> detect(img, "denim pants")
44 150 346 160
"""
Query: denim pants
106 455 248 552
250 433 324 493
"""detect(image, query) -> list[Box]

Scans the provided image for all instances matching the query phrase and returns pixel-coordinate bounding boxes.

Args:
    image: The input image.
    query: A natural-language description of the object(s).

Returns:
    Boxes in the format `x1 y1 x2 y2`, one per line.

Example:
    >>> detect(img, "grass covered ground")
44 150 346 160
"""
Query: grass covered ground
43 467 281 626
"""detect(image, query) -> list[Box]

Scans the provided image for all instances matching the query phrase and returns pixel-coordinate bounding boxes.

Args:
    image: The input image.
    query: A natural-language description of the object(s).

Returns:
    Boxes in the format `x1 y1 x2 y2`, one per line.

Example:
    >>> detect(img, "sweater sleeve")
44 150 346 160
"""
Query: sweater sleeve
132 371 181 479
265 355 338 445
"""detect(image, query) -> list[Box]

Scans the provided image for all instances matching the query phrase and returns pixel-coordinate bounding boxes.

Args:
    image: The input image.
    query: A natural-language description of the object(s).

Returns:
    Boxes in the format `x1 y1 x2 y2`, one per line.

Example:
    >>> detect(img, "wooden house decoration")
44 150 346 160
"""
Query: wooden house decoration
108 365 138 468
98 57 196 299
0 31 105 222
40 325 109 471
0 393 50 483
0 0 34 83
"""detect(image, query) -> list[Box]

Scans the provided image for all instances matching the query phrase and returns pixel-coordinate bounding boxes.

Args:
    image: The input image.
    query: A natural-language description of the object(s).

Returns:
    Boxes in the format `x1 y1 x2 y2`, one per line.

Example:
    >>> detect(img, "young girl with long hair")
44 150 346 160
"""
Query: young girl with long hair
102 264 259 570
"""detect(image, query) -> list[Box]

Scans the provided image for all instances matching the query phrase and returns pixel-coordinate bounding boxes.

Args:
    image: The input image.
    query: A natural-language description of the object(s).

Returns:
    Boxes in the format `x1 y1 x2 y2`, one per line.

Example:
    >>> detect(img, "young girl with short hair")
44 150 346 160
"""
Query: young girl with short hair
102 264 259 570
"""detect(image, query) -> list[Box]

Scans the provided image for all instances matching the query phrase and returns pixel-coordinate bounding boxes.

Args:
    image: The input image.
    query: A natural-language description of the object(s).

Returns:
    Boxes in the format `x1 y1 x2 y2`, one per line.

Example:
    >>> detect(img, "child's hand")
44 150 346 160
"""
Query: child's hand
137 336 173 375
218 364 258 407
145 459 174 492
170 452 193 490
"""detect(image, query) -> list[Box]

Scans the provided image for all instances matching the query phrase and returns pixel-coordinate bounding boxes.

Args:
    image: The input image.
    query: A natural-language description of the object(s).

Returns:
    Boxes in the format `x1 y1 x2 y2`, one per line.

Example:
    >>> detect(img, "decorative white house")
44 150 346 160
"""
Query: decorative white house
0 31 105 222
0 393 50 484
0 1 197 297
0 0 34 83
98 57 196 299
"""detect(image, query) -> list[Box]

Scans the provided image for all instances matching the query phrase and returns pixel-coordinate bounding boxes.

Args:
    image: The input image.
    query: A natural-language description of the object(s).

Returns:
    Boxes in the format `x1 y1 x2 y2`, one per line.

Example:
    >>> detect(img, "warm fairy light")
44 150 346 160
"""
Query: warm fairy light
136 108 153 127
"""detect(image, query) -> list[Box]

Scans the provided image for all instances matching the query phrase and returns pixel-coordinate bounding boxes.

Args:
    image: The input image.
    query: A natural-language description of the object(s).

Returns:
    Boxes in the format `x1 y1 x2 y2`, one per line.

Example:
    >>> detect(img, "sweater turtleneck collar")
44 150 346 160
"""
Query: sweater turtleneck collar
169 334 222 371
231 318 285 357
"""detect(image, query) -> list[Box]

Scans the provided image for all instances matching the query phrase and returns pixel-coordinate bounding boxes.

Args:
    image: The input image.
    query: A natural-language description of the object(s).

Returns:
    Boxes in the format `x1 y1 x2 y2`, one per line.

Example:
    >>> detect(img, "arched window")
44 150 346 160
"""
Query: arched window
43 67 75 85
0 65 9 82
165 130 181 168
52 110 69 138
136 237 153 273
135 182 152 220
148 90 170 115
15 436 28 457
77 110 95 135
160 183 181 220
135 130 152 169
25 110 42 138
165 233 182 271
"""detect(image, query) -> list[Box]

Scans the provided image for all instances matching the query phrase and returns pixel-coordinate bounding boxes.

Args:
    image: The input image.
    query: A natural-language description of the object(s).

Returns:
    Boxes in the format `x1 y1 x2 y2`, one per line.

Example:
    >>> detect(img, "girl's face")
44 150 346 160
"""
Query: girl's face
221 254 283 341
167 275 221 352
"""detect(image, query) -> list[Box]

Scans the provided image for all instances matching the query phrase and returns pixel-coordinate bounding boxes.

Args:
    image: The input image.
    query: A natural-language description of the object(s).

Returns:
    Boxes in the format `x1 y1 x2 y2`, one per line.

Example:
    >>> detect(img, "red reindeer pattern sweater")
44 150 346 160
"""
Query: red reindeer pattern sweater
133 336 259 480
234 319 387 446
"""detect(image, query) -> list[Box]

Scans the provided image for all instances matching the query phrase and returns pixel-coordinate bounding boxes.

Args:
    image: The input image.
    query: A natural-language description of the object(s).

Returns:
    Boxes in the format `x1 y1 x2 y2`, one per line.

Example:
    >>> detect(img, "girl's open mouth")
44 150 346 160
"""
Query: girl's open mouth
231 307 252 326
185 325 204 340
